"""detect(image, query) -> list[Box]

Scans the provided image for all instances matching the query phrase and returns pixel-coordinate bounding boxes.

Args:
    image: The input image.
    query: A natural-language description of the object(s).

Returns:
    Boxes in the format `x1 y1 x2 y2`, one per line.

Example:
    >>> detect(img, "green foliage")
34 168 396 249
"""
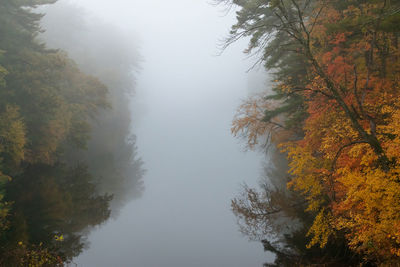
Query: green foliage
4 49 108 164
40 1 145 213
0 0 144 264
0 105 26 166
223 0 311 134
0 0 129 264
1 164 111 262
0 64 7 89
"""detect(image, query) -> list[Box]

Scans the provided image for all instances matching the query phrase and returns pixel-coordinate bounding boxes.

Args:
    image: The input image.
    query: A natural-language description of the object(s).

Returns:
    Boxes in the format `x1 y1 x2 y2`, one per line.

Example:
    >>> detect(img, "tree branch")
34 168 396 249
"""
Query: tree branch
331 141 369 171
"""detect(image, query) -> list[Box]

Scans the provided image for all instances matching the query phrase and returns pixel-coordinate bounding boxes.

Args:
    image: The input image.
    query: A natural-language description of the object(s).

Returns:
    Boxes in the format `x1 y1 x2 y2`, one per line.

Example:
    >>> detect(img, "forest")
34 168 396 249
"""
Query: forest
0 0 144 265
224 0 400 266
2 0 400 266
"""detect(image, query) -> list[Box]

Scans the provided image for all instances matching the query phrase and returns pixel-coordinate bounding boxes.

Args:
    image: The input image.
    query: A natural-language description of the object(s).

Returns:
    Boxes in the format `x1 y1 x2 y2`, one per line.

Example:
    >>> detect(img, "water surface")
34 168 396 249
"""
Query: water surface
71 0 272 266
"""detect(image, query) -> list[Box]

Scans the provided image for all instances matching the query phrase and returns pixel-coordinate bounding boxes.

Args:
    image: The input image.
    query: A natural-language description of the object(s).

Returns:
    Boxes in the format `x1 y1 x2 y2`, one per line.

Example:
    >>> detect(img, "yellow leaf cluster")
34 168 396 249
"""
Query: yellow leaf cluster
335 166 400 261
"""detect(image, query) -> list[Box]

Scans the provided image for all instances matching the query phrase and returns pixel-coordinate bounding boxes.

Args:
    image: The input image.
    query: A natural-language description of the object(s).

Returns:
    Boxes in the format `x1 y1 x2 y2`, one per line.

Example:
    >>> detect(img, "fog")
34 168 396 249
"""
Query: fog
44 0 272 266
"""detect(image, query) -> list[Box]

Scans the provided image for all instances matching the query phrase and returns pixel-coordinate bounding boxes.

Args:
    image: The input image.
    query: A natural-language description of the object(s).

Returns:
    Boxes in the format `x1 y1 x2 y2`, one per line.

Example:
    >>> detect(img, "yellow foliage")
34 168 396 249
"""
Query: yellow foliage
230 0 400 263
335 166 400 261
306 208 334 249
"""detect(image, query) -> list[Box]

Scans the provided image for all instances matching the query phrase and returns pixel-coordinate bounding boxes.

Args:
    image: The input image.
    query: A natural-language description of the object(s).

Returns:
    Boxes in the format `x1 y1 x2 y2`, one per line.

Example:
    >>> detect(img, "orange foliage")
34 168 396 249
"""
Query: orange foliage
231 96 292 149
233 0 400 263
280 1 400 262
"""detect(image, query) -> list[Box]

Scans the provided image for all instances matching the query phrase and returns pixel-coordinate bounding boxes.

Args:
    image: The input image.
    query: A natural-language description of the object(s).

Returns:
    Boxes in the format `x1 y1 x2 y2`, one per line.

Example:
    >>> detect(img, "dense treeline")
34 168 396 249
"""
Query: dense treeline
0 0 143 265
223 0 400 266
40 1 145 215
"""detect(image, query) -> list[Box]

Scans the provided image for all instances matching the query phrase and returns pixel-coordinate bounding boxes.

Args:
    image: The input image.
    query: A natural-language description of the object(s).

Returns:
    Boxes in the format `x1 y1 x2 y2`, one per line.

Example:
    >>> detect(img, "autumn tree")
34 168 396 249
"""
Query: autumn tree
0 0 145 265
0 0 119 264
224 0 400 264
40 1 145 214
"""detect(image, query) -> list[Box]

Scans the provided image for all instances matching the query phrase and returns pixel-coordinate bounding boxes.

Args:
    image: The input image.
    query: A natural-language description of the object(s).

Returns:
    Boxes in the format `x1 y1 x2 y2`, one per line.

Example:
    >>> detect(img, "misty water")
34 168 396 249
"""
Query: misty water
4 0 398 266
45 0 271 266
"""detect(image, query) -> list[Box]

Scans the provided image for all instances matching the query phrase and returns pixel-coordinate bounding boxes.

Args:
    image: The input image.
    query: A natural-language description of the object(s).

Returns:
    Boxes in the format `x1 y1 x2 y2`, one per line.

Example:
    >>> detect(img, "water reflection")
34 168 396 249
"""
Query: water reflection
2 163 111 263
0 1 144 265
40 1 145 216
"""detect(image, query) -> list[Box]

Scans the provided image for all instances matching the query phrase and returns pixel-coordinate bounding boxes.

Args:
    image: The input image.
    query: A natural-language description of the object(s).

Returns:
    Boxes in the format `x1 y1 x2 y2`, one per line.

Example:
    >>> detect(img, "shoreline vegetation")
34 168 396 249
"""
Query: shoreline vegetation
222 0 400 265
0 1 143 265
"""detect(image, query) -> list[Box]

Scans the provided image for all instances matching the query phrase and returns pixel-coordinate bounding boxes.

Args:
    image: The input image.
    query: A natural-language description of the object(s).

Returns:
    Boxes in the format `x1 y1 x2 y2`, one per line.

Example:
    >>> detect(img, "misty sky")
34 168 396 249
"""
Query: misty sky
48 0 272 266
